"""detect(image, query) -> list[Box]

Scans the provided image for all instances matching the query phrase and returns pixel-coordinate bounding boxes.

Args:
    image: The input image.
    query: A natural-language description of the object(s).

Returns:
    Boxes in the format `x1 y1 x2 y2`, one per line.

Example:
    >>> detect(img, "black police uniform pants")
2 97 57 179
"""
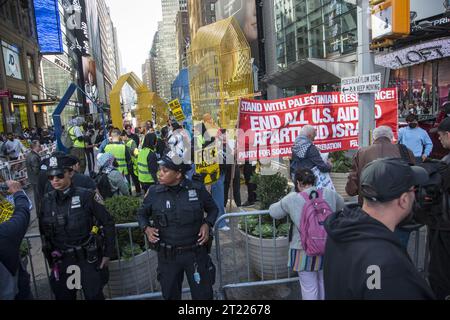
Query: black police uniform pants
157 247 215 300
49 255 109 300
428 229 450 300
243 162 257 203
224 164 241 207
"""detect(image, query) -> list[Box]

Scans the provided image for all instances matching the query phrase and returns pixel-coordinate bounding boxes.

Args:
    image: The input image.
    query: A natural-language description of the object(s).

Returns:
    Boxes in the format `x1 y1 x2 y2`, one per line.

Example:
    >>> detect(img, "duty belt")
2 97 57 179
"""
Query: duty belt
156 242 205 257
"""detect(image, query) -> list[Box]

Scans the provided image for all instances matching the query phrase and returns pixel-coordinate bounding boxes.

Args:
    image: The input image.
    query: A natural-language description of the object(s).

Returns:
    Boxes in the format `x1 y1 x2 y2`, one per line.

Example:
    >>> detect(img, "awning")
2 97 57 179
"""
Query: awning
263 58 355 88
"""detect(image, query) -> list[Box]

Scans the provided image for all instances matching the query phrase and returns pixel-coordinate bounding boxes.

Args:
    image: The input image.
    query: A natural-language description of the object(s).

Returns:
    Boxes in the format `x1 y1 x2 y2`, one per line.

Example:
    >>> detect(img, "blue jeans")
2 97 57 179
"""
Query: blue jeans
394 227 411 249
211 173 227 228
186 164 196 180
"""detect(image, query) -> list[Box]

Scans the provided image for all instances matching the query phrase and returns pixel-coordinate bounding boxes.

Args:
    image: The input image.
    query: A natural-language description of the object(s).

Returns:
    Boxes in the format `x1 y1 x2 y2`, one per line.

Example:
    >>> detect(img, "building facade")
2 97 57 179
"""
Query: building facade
0 0 41 133
175 10 190 70
142 58 157 92
187 0 216 41
262 0 358 99
97 0 120 103
159 0 188 101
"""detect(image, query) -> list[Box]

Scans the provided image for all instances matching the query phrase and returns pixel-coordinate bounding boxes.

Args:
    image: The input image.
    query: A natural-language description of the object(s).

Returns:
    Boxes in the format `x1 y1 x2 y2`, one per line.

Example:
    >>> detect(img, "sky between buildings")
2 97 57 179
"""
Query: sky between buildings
105 0 163 77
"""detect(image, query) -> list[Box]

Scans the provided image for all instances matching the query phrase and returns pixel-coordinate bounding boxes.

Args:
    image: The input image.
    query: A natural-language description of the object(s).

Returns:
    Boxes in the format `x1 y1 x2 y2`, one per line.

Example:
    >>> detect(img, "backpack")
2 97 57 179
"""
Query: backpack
61 126 74 149
413 159 450 231
93 172 114 200
299 189 333 256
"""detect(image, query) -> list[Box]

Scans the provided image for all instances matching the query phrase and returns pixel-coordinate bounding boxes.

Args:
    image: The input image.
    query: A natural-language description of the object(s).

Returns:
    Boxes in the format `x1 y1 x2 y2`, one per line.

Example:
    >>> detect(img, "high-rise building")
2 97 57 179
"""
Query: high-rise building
141 57 157 92
0 0 41 132
159 0 188 101
262 0 358 99
175 11 190 70
153 22 166 99
187 0 216 41
97 0 120 102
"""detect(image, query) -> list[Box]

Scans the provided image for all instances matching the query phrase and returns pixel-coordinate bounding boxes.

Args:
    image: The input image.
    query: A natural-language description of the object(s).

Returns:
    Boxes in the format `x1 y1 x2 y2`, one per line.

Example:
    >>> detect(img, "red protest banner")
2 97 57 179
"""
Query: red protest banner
237 88 398 161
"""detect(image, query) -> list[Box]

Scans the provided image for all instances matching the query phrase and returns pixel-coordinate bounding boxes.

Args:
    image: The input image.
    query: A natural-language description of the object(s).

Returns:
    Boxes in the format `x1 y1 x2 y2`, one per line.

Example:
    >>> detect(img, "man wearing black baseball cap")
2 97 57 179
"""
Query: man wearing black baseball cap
323 158 435 299
38 153 115 300
137 151 218 300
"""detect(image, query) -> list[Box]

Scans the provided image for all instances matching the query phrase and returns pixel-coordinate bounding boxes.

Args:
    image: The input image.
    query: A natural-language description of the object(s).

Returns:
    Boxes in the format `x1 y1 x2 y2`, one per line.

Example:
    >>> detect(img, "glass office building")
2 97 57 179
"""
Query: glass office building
265 0 357 96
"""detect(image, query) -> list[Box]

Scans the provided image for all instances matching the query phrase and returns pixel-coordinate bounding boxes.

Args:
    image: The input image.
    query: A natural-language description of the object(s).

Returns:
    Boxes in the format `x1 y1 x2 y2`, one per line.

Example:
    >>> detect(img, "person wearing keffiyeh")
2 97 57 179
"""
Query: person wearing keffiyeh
97 153 130 197
290 125 332 181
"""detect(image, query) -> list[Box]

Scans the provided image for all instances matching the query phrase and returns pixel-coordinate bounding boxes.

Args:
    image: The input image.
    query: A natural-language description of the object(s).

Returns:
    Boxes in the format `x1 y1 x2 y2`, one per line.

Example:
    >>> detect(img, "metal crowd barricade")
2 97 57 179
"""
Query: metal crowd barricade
22 209 430 300
213 208 430 300
22 222 190 300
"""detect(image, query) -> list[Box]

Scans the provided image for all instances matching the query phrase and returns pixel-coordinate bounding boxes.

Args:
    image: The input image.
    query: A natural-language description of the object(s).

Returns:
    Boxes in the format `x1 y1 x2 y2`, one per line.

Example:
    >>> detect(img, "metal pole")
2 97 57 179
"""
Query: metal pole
357 0 376 148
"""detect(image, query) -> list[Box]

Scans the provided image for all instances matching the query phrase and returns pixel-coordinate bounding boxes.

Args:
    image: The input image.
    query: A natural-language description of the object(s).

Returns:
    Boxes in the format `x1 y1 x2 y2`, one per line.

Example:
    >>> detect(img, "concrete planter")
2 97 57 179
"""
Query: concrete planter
104 249 159 299
238 229 291 280
330 172 350 199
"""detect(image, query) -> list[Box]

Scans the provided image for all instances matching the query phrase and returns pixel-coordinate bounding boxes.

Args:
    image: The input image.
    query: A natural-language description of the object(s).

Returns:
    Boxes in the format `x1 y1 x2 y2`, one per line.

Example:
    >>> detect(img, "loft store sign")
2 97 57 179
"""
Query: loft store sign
375 38 450 69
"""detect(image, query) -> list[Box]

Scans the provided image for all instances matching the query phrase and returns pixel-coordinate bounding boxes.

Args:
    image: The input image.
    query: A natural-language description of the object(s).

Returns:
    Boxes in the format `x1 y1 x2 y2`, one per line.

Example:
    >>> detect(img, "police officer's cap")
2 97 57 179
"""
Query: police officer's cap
46 153 77 176
158 151 191 174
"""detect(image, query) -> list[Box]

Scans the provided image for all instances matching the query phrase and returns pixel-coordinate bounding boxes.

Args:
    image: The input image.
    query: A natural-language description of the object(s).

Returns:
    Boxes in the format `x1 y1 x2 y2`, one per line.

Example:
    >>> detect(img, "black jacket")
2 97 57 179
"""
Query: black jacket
0 192 30 275
40 187 116 259
324 204 435 300
137 179 218 246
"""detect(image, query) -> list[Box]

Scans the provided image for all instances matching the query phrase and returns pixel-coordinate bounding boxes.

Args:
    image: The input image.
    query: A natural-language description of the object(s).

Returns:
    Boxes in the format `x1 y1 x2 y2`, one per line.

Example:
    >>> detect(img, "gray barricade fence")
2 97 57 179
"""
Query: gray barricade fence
22 209 429 300
213 208 431 300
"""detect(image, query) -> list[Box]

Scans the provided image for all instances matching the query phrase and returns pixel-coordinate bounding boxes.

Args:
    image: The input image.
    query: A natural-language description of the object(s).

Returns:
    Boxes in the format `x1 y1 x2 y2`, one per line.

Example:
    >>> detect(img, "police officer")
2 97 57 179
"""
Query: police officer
137 151 218 300
68 118 87 174
104 129 132 176
121 130 141 196
39 154 116 300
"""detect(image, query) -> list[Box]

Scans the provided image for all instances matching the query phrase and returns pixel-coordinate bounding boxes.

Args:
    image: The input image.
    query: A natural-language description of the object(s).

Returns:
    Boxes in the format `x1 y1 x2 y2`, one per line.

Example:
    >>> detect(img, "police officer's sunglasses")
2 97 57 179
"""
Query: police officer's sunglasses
47 173 65 181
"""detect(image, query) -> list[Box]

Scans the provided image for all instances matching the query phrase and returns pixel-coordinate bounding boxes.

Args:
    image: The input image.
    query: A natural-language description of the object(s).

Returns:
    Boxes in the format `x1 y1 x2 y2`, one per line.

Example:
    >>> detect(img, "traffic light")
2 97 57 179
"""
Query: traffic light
371 0 410 49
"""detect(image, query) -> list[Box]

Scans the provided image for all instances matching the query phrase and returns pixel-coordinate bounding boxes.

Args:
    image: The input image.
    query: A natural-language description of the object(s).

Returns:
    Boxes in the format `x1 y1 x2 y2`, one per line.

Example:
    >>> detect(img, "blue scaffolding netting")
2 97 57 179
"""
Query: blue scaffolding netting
171 68 193 137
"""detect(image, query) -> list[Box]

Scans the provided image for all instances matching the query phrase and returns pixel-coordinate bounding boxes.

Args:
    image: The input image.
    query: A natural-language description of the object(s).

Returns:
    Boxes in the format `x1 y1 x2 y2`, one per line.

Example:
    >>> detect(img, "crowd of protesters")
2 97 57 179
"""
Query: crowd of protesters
2 109 450 301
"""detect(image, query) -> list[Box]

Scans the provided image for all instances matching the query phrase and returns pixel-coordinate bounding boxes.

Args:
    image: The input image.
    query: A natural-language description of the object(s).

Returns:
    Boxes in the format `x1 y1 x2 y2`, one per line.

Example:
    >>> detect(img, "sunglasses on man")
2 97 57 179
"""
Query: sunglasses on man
47 173 65 181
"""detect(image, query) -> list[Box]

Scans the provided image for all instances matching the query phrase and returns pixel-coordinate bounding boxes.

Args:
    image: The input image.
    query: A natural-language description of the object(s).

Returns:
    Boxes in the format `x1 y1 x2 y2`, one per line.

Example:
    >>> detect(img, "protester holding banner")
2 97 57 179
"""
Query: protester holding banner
345 125 416 249
346 126 415 206
290 125 332 184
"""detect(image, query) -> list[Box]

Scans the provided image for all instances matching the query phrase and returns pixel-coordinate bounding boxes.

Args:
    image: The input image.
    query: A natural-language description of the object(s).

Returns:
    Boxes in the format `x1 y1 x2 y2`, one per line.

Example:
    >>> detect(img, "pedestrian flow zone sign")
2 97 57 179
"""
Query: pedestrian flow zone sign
341 73 381 94
168 99 186 122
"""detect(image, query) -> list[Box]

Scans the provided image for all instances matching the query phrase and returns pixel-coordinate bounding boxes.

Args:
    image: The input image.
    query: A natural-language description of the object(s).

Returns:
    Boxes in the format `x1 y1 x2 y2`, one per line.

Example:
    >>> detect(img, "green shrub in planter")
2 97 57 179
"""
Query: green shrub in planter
238 216 290 239
330 151 352 173
120 243 144 261
251 172 290 210
104 196 143 260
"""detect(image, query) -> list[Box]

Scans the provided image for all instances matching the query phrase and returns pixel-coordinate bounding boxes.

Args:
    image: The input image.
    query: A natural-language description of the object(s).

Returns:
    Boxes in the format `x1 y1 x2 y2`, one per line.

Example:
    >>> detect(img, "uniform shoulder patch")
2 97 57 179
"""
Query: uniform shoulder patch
94 191 105 205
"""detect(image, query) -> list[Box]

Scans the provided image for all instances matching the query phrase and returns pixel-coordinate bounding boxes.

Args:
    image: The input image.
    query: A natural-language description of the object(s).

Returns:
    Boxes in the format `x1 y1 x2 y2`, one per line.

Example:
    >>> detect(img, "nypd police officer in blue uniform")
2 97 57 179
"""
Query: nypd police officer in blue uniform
137 151 218 300
39 154 116 300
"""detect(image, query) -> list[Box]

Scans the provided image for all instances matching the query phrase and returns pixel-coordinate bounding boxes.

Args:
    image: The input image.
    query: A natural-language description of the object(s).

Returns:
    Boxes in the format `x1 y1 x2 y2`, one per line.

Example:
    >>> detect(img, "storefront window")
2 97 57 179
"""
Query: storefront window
286 26 296 64
437 59 450 107
389 58 450 118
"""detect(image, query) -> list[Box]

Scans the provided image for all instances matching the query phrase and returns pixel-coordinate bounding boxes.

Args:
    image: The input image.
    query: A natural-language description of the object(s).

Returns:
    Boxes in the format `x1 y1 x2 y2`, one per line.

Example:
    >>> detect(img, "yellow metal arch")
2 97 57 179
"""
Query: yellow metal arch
110 72 169 130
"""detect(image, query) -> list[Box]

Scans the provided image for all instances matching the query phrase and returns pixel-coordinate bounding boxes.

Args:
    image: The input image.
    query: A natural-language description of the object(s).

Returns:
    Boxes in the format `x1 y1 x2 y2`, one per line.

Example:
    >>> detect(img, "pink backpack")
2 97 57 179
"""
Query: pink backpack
299 189 333 256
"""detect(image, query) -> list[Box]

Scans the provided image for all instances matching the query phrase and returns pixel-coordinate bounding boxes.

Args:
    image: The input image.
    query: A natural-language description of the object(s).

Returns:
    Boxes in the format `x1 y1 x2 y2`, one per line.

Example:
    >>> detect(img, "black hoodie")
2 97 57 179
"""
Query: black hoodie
324 204 435 300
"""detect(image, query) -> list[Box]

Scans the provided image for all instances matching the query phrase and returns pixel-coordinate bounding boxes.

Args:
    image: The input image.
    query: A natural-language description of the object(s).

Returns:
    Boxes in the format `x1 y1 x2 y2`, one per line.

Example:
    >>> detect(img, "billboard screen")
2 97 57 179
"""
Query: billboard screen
62 0 90 56
33 0 64 54
216 0 260 67
82 56 98 110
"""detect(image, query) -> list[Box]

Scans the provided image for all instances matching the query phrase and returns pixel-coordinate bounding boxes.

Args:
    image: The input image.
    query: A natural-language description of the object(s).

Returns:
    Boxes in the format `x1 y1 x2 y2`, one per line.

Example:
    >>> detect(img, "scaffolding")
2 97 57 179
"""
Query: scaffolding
110 72 169 130
187 16 254 130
